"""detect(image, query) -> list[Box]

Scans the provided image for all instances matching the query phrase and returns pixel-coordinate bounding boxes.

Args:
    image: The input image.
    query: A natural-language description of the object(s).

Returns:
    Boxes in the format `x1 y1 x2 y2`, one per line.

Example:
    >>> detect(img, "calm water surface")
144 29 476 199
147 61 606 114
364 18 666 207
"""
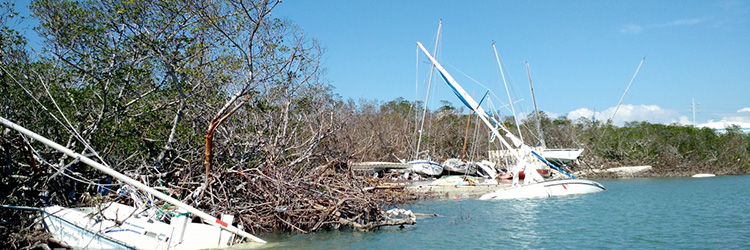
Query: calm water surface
257 175 750 249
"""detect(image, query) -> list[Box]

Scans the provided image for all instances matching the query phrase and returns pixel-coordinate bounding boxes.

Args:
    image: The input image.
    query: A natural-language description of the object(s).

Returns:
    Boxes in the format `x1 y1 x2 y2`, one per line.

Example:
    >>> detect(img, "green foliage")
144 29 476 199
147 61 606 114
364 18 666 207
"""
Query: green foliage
380 97 415 115
574 120 749 174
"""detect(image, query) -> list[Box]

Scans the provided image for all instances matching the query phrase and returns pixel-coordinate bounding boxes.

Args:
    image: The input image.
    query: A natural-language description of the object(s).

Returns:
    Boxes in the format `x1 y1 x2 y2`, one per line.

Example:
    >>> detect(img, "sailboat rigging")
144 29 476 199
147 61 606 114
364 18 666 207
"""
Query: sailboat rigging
415 40 605 199
414 20 442 160
526 61 545 148
492 42 524 144
408 20 444 177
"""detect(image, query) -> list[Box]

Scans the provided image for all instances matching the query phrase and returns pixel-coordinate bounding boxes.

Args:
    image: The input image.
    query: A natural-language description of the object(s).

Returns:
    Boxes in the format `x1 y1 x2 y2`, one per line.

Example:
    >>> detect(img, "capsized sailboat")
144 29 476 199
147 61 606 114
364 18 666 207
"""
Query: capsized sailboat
415 42 605 200
0 117 266 249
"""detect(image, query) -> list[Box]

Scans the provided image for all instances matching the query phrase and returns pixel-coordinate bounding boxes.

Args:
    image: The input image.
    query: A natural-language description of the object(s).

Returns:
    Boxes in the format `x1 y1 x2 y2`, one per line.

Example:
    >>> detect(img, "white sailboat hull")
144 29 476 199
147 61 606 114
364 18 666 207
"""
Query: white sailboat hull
43 206 134 249
408 160 443 176
43 205 159 249
479 179 606 200
41 203 239 250
542 148 584 161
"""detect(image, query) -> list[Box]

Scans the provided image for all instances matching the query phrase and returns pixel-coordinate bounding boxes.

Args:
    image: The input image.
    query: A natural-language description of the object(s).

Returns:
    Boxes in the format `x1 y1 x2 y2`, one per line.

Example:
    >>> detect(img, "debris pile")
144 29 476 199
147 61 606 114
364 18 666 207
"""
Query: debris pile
192 160 421 233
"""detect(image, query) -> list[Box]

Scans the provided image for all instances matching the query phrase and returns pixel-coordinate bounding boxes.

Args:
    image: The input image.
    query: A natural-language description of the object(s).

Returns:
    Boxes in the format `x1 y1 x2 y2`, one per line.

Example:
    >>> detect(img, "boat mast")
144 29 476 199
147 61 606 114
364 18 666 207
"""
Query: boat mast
526 61 545 148
415 19 442 159
492 42 524 144
416 42 523 162
416 43 578 179
0 116 266 244
461 92 474 159
611 57 646 121
692 97 696 125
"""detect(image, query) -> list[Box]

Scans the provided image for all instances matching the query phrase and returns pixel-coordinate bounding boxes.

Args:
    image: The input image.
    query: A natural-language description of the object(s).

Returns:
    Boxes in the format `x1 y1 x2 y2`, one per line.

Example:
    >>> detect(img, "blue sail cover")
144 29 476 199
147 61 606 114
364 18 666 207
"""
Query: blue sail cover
416 42 520 161
416 42 578 179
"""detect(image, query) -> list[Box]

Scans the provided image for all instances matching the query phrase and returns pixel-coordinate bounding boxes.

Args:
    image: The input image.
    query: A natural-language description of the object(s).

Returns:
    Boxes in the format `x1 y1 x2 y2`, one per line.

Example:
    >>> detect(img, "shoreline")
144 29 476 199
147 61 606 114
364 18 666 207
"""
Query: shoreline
401 165 725 199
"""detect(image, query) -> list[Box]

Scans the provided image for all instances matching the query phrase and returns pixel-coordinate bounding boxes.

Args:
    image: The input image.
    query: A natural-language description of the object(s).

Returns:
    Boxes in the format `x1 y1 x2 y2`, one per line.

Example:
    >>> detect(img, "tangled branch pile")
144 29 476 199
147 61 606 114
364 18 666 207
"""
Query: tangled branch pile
203 161 418 233
0 0 424 248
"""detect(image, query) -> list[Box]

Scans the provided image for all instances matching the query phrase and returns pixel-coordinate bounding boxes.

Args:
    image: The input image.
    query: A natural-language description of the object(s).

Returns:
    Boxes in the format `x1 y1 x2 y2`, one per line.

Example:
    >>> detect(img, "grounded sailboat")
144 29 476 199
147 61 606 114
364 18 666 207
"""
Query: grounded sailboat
479 178 606 200
0 117 266 249
415 41 605 200
408 20 444 177
407 159 444 176
441 158 477 175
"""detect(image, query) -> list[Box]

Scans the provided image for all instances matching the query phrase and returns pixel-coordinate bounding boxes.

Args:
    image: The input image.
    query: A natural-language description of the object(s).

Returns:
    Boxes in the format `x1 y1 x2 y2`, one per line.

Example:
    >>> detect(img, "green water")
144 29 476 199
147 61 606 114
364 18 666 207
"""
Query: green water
257 176 750 249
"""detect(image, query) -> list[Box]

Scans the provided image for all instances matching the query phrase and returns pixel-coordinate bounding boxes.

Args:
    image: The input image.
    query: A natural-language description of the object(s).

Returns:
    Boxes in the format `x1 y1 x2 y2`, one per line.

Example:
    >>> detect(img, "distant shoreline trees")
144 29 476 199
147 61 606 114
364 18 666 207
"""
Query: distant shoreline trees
337 97 750 176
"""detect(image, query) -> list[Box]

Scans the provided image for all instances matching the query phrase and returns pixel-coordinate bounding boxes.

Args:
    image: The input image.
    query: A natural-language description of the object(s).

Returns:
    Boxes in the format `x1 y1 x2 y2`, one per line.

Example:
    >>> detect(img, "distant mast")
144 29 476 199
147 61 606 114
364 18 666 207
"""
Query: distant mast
526 61 545 148
611 57 646 121
415 19 442 159
492 42 524 144
692 98 696 125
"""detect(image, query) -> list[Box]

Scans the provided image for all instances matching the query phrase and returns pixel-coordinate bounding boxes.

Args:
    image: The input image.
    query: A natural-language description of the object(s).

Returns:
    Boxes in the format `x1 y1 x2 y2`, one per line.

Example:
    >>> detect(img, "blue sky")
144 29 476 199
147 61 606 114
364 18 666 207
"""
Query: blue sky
12 0 750 127
275 0 750 127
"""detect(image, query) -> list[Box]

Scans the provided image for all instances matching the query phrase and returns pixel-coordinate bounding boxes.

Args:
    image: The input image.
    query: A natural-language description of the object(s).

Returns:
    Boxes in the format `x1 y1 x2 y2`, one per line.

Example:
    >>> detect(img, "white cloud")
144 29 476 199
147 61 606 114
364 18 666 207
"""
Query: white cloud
562 104 750 129
659 18 706 27
694 110 750 129
677 116 692 125
567 104 681 126
543 111 562 119
696 105 750 130
697 120 750 130
620 18 706 34
619 24 643 34
716 115 750 123
568 108 597 121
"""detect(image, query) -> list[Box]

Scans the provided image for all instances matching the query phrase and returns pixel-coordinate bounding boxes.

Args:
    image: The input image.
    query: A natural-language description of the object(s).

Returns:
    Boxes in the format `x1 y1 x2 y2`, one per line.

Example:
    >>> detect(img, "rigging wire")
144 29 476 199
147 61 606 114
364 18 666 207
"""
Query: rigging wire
0 66 159 195
0 65 112 170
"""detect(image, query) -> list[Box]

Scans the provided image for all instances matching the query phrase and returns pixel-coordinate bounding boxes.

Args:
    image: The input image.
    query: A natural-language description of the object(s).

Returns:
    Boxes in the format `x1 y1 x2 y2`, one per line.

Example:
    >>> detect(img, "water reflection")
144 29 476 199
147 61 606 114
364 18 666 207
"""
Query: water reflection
499 199 543 248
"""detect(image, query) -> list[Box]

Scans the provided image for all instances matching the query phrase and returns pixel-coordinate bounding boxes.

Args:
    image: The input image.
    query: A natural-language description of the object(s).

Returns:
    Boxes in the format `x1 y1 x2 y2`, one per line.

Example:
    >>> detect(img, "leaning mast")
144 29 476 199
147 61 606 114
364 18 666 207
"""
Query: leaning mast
526 61 545 148
492 42 524 144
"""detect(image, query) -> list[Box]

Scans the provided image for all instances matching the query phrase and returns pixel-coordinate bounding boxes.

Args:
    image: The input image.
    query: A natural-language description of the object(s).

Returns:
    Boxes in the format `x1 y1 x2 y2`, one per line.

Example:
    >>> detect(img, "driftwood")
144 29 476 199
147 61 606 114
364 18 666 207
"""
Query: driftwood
338 213 416 231
174 159 424 234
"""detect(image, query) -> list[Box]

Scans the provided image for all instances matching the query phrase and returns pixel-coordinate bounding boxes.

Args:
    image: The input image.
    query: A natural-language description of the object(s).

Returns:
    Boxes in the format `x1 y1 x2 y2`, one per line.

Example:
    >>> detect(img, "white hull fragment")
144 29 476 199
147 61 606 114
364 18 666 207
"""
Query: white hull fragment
41 202 241 250
479 179 606 200
692 173 716 178
43 206 134 249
